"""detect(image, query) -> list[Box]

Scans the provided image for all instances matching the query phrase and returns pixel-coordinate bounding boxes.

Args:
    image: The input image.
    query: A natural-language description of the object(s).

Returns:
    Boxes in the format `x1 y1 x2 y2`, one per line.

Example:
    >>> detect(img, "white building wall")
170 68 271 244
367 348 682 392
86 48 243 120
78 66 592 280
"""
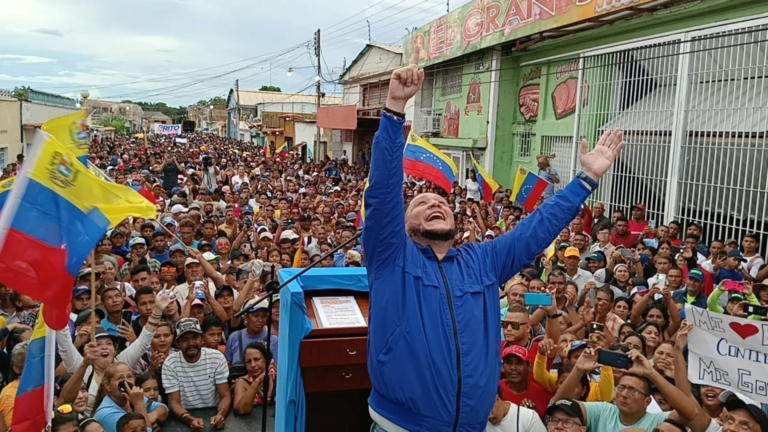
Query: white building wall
260 102 318 115
21 102 77 125
295 121 317 159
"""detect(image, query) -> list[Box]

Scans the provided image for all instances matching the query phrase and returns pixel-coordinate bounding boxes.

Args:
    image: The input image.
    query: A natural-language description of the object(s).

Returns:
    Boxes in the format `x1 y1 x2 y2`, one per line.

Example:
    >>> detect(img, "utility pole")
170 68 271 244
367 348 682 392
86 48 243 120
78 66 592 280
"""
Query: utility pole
366 20 371 43
315 29 322 161
447 0 450 13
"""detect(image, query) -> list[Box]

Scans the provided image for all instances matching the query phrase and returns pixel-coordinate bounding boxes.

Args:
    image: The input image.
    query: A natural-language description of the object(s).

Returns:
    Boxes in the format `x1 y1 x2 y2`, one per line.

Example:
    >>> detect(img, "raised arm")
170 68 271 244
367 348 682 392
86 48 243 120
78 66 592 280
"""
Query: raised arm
362 47 424 276
481 130 625 284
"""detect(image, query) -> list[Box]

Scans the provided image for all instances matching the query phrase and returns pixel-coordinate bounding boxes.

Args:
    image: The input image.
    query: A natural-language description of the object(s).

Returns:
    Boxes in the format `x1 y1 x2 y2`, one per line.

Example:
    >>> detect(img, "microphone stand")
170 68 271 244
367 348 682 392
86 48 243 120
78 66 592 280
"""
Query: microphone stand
242 228 362 432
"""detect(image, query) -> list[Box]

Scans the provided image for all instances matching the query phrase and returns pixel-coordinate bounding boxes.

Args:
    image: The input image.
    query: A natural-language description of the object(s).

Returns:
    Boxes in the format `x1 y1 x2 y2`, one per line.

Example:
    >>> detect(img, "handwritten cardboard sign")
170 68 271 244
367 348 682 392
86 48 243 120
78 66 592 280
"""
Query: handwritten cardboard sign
686 304 768 403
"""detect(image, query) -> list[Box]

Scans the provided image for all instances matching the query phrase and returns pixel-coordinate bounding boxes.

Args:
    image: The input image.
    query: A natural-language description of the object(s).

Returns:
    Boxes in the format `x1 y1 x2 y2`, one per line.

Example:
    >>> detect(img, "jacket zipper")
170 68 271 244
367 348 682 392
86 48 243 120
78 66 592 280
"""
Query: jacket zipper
437 260 461 432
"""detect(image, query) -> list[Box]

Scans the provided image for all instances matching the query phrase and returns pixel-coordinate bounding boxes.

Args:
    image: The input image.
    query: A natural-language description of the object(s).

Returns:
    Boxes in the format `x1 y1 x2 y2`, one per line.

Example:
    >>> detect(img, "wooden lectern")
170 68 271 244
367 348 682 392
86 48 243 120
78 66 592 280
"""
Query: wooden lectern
274 268 372 432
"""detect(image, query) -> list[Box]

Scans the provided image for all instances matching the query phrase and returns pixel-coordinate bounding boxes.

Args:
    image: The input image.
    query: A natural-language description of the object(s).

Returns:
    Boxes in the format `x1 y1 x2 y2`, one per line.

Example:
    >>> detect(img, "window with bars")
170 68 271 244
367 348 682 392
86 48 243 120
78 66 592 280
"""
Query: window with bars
440 66 463 97
342 130 354 143
514 130 534 162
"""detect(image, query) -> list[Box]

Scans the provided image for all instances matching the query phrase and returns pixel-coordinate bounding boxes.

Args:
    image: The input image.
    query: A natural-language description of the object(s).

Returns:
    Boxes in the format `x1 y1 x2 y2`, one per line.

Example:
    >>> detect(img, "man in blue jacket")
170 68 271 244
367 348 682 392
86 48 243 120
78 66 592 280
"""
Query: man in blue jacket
364 47 627 432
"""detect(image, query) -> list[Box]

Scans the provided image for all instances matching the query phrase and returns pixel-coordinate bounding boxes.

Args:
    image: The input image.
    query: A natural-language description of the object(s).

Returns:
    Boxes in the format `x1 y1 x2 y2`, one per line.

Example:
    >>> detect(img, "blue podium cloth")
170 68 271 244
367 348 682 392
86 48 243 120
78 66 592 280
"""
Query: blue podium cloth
274 268 369 432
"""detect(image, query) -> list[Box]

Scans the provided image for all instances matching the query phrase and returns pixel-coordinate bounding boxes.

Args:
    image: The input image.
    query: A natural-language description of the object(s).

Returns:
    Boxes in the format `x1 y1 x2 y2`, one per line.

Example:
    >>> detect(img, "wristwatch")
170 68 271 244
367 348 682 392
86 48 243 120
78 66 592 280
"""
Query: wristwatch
549 312 563 319
576 171 599 191
383 107 405 121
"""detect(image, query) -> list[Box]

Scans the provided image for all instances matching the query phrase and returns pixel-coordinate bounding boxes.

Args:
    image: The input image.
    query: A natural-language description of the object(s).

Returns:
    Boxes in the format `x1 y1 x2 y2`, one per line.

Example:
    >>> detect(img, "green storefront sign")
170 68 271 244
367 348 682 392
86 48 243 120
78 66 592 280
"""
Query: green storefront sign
403 0 659 67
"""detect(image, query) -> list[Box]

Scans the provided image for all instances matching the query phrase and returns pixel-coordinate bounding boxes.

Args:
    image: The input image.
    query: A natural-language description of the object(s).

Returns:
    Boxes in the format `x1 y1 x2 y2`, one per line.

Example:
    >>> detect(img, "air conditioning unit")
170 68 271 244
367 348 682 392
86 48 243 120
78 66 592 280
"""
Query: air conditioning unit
417 108 442 134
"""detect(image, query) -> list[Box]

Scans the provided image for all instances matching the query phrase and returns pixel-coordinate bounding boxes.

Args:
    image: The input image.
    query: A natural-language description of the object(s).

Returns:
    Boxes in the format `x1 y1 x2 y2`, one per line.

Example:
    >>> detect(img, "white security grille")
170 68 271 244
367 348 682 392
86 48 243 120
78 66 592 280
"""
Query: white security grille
440 65 463 97
513 128 534 162
572 18 768 253
541 135 574 191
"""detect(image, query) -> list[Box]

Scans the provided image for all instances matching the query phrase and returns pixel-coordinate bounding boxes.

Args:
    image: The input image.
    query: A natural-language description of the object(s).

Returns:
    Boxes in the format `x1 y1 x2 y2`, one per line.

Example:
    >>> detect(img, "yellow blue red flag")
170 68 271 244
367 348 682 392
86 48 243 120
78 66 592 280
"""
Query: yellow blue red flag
11 306 55 432
469 153 500 203
41 111 89 165
512 166 550 213
404 132 457 194
0 131 157 329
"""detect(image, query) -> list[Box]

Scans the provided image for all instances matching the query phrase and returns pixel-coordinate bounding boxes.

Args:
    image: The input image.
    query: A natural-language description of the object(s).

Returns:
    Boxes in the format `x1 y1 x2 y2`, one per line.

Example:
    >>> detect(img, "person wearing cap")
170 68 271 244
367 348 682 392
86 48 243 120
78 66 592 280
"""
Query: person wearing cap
150 231 170 263
564 247 592 294
572 232 591 270
553 347 697 431
117 237 161 282
109 230 129 259
163 318 231 428
171 249 223 301
499 344 553 418
628 204 652 238
487 385 545 432
55 294 172 416
685 222 710 258
718 390 768 432
713 249 750 285
584 251 607 274
225 302 278 365
705 278 761 318
363 60 625 430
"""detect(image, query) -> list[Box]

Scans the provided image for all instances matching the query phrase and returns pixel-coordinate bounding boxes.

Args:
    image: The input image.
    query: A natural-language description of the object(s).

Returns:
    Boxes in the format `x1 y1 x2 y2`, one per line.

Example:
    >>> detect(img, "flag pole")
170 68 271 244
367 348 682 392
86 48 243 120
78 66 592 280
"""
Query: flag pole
90 251 97 342
160 223 190 251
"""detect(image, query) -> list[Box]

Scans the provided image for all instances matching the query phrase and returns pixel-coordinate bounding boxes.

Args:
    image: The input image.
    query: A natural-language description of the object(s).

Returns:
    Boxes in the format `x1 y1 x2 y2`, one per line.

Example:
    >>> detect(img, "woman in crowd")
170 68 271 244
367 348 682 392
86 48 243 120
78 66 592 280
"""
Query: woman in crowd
637 321 663 358
133 320 177 376
56 294 171 415
233 342 276 414
80 418 105 432
93 362 168 432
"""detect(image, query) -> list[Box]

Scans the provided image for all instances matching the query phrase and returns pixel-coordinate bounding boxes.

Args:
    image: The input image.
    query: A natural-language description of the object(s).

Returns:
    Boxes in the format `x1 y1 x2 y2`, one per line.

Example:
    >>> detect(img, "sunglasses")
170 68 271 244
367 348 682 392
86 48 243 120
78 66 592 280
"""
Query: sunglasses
501 321 528 330
161 267 177 274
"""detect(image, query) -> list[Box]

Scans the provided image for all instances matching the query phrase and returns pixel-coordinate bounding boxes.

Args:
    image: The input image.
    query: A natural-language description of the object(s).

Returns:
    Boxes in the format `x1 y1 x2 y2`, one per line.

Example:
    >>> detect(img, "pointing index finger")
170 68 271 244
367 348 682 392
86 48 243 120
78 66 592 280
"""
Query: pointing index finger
410 45 421 67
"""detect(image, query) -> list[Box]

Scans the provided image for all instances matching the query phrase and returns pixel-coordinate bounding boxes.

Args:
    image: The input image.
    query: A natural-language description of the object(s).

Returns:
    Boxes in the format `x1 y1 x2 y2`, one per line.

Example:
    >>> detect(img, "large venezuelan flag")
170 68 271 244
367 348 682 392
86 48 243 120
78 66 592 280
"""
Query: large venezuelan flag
41 111 89 165
0 132 157 329
11 307 55 432
469 154 500 203
275 142 288 158
512 166 550 213
403 132 457 194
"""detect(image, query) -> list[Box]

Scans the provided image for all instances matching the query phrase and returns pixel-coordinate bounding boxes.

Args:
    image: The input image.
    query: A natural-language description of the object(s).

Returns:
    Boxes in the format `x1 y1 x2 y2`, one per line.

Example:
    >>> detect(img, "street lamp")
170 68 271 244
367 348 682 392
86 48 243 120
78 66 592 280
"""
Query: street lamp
287 68 293 77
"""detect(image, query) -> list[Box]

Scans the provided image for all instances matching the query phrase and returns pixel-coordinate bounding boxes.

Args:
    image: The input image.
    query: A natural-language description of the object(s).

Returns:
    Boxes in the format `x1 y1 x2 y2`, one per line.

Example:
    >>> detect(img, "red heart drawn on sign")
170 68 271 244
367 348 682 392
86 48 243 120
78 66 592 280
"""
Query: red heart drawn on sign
729 322 760 340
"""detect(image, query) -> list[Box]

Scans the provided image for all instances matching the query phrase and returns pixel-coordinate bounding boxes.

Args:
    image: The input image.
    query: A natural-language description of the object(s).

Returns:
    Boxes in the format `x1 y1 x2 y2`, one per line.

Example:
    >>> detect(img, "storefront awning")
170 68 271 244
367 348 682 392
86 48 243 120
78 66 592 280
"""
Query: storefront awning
318 105 357 130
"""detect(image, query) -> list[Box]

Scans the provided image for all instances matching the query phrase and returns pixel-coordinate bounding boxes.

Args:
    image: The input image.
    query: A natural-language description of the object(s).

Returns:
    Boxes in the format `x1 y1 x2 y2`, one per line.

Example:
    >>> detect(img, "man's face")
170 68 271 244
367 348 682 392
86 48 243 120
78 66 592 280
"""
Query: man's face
709 241 725 258
565 256 580 270
595 291 612 315
593 203 604 217
571 219 583 233
655 258 671 274
631 207 644 220
202 223 215 238
141 227 154 238
170 251 186 267
587 259 603 273
612 212 623 224
131 271 151 288
656 226 669 241
573 235 587 250
103 289 123 313
405 193 454 243
180 227 194 243
246 310 268 334
615 221 628 235
203 327 223 349
669 223 680 238
185 263 202 281
684 237 698 251
178 333 202 361
72 292 91 312
152 235 166 251
502 311 529 344
136 294 155 318
615 375 649 415
687 225 702 237
722 408 762 432
506 284 527 307
502 355 529 384
225 210 235 223
597 228 610 244
549 275 567 297
280 242 293 254
130 244 147 258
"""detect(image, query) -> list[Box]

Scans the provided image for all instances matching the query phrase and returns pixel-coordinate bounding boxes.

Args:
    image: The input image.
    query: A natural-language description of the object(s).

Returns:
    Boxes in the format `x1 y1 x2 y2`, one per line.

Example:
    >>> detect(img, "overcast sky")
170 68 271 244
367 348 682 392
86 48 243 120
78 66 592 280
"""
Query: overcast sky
0 0 468 106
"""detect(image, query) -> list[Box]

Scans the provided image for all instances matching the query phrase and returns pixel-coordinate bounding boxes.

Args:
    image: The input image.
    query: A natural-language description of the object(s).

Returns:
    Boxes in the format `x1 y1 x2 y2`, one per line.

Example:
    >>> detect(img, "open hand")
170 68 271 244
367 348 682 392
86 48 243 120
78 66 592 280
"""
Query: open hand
579 129 626 181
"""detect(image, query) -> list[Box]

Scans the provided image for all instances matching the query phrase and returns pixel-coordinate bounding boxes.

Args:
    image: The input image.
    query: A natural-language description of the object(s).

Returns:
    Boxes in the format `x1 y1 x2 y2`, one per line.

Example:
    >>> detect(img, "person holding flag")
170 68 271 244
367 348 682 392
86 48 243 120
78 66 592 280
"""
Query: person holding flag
469 154 501 204
363 46 626 431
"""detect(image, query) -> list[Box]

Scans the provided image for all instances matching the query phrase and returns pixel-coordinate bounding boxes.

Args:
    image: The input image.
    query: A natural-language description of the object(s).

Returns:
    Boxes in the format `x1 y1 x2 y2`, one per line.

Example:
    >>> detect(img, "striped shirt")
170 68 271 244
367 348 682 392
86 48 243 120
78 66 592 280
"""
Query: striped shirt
162 348 229 409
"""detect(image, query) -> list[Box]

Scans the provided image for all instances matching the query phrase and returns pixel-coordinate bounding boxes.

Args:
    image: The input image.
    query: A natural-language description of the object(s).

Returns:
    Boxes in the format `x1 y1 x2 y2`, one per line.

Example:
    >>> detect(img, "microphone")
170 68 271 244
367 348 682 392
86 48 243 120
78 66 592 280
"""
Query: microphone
234 228 363 318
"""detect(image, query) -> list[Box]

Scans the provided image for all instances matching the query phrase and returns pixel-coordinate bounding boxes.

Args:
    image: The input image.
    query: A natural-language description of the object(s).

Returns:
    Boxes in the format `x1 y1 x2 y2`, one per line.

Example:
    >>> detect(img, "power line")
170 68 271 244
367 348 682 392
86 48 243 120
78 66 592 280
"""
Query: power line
323 0 408 33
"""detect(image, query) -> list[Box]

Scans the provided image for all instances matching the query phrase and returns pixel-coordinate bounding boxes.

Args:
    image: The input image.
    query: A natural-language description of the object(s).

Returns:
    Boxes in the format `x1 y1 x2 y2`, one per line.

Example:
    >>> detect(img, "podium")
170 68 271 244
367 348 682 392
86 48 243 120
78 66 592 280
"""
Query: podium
274 268 372 432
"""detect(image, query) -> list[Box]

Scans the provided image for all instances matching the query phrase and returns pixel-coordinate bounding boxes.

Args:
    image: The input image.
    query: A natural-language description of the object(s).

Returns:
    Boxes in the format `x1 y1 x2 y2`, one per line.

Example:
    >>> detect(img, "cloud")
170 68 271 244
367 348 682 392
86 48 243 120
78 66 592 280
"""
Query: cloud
0 54 56 64
29 28 65 37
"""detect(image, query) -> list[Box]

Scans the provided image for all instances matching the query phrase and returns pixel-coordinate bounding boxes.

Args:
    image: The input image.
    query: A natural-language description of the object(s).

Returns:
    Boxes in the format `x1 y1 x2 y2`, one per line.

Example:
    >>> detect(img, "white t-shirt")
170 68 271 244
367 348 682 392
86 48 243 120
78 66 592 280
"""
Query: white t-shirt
173 280 217 301
486 402 546 432
465 178 481 202
743 255 765 278
162 348 229 409
705 418 722 432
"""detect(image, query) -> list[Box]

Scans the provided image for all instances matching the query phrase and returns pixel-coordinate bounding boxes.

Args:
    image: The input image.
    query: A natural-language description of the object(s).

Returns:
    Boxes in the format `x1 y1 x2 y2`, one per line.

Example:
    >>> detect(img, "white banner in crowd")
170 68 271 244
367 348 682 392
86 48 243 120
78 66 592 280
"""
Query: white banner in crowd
686 304 768 404
153 124 182 135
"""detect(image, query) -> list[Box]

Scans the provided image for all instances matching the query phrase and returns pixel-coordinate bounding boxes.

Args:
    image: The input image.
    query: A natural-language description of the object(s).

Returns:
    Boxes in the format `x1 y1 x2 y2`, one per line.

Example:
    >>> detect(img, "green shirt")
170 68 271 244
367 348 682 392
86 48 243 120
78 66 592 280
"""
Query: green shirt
584 402 671 432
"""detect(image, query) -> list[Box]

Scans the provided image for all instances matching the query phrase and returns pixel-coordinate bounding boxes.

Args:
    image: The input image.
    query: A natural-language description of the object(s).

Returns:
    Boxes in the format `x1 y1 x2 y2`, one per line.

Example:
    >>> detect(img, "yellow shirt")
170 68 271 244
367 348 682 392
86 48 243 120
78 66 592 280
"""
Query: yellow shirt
0 379 19 427
533 353 614 402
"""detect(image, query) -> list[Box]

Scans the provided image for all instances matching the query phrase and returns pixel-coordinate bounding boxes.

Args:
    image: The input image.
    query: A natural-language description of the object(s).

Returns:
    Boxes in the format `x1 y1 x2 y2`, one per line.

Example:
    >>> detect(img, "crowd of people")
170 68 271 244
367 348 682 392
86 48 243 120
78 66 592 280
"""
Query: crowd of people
0 108 764 432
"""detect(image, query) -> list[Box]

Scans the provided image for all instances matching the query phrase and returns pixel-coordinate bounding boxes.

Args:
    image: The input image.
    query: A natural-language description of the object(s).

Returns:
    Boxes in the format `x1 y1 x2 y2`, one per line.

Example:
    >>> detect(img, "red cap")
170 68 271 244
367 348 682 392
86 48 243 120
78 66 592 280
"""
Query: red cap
631 204 646 213
501 345 528 361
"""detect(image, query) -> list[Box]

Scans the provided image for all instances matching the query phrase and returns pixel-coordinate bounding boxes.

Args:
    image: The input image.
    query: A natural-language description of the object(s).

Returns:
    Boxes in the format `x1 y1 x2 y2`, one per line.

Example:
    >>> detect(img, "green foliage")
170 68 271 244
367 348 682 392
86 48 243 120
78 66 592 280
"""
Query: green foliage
196 96 226 106
119 100 187 123
11 86 30 100
96 115 128 134
258 85 282 92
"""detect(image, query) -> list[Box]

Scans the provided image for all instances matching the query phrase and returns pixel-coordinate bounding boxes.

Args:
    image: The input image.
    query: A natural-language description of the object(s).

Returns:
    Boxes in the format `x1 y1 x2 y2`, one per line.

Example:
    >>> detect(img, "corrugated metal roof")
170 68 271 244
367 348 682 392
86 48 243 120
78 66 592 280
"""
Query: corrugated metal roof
342 43 403 81
237 91 341 107
370 43 403 54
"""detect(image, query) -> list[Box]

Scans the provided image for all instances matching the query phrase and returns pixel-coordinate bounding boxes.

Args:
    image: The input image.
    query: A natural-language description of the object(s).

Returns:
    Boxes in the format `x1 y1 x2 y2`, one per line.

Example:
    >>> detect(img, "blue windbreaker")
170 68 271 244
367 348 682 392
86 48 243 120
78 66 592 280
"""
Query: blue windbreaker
363 114 592 432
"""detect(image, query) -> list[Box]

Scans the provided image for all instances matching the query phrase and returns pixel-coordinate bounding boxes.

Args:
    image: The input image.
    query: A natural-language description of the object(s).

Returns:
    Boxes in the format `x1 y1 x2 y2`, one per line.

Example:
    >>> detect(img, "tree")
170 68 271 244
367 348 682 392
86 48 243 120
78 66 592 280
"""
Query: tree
11 86 30 100
96 115 128 135
258 85 281 92
196 96 226 106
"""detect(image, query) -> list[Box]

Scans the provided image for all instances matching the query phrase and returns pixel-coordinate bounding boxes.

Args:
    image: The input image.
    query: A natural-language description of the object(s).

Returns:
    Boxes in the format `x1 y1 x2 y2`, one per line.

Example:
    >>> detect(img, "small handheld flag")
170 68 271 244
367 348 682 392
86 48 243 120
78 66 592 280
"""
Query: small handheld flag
469 154 500 203
512 166 550 213
403 132 457 194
